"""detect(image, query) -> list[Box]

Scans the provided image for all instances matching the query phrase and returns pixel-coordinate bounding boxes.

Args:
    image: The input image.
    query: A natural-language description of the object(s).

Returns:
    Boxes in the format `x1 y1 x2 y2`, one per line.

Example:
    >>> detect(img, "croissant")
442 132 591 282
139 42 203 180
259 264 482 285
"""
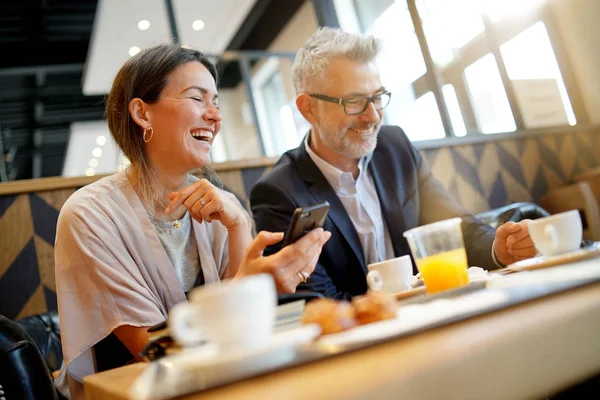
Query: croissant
301 298 358 335
352 291 398 325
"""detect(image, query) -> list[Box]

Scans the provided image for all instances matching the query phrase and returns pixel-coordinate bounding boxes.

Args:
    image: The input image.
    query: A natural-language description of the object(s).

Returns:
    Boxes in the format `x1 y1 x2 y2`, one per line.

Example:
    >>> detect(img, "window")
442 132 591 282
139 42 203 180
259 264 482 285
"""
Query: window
464 53 516 134
482 0 546 23
500 21 575 128
416 0 485 68
252 57 307 156
356 0 445 141
443 84 467 136
342 0 584 140
210 132 228 163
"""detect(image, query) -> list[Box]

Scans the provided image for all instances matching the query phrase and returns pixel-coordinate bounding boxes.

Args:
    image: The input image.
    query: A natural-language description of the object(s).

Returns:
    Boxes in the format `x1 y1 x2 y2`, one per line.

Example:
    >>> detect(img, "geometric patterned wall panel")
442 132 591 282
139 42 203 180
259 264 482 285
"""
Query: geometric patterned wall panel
422 130 600 214
0 188 75 320
1 129 598 319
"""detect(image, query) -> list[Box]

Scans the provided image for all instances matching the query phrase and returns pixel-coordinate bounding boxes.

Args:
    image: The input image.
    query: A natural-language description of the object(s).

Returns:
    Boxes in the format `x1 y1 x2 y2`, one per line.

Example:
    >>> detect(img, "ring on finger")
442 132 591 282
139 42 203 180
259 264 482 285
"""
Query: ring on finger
297 270 310 283
200 197 207 207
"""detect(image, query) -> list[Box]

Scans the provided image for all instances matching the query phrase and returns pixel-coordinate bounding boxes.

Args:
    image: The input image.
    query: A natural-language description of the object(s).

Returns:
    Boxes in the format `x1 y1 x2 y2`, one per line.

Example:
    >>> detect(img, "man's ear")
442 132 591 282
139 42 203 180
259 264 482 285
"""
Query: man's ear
128 98 151 130
296 93 318 125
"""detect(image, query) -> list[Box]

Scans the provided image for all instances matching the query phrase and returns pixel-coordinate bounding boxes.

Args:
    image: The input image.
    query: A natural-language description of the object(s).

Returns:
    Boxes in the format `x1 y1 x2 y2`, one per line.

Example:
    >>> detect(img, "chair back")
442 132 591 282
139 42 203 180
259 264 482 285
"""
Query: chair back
0 313 60 400
16 311 63 372
476 202 550 228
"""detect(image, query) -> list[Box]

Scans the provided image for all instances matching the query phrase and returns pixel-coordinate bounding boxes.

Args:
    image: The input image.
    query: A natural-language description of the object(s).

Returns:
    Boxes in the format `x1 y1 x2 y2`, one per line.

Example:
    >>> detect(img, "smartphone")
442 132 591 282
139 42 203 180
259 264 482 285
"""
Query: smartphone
282 201 330 247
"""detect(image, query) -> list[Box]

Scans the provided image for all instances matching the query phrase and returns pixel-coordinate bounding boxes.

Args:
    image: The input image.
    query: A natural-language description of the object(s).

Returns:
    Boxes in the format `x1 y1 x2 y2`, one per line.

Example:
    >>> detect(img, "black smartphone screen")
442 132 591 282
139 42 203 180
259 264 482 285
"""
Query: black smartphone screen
282 201 330 247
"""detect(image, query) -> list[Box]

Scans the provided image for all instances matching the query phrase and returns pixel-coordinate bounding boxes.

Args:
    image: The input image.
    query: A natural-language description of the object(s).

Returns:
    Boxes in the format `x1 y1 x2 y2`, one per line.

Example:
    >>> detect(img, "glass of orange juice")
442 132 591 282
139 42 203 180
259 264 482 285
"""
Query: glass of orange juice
403 217 469 294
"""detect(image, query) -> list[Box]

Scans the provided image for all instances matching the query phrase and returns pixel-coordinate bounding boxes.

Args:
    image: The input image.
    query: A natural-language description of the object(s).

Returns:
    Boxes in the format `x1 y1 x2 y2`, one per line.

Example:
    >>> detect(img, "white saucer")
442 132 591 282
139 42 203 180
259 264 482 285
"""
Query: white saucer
130 324 321 400
314 290 508 350
505 247 600 273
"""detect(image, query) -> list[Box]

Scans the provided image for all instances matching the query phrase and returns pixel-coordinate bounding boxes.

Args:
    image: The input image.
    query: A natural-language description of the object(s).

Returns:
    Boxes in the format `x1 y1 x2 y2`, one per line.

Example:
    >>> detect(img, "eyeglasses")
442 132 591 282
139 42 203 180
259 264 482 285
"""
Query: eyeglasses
308 91 392 115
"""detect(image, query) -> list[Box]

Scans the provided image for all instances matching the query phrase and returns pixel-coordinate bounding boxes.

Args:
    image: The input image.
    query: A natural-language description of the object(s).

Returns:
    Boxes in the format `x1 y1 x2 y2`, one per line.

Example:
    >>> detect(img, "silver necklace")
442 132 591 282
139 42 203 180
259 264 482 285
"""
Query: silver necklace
156 198 183 229
125 169 184 229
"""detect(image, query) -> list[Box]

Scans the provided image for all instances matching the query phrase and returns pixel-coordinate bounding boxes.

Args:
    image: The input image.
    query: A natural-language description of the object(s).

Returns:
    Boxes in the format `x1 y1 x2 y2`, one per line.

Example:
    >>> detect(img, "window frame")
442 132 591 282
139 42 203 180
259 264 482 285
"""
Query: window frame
347 0 589 139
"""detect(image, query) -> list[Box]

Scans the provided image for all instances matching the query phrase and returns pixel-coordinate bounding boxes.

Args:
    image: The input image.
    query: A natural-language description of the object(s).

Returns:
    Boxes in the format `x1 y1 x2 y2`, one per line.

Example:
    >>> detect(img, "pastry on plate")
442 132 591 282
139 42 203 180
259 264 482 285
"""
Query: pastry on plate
353 291 398 325
302 298 358 335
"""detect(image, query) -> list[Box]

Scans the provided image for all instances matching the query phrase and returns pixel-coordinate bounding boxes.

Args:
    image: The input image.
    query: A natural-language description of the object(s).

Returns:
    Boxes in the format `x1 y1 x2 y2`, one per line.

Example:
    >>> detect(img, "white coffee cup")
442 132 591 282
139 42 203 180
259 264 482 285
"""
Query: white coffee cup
366 255 414 294
168 273 277 349
527 210 583 256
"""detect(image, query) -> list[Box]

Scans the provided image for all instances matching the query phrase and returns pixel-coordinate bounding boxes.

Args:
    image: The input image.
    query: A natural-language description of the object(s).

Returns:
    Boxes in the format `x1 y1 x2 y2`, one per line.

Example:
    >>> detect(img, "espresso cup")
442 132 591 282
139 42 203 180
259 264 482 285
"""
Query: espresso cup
527 210 583 256
366 255 414 294
168 273 276 349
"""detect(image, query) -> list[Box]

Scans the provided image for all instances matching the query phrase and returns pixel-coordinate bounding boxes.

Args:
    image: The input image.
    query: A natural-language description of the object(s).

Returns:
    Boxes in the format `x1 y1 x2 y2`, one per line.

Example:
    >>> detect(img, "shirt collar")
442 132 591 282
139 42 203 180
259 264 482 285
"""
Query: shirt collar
304 132 373 194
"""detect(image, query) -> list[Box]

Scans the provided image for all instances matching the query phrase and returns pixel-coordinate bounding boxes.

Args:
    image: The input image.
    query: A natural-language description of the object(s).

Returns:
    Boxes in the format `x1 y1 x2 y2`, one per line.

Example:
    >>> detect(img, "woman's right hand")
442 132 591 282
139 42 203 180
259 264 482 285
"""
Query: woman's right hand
236 228 331 293
167 179 246 232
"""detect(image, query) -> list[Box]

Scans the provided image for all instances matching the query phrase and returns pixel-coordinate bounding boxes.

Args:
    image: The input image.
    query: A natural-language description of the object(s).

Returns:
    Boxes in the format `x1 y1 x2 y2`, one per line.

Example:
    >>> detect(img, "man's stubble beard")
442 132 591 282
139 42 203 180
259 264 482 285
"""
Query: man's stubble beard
315 119 382 160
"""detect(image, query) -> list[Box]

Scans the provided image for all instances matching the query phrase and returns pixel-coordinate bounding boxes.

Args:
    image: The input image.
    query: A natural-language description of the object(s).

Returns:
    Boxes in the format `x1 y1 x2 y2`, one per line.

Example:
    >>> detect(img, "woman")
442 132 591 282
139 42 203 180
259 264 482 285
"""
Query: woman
54 43 330 399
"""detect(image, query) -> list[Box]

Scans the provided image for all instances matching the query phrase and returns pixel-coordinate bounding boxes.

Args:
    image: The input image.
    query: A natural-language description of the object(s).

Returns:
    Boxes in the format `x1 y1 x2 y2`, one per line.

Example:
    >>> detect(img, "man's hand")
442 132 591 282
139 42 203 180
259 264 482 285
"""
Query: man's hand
493 220 538 266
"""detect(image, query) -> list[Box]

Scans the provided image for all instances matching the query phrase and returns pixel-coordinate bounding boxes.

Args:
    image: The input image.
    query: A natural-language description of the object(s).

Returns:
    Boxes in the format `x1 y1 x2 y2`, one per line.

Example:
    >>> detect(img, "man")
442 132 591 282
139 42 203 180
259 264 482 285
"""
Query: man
250 28 537 299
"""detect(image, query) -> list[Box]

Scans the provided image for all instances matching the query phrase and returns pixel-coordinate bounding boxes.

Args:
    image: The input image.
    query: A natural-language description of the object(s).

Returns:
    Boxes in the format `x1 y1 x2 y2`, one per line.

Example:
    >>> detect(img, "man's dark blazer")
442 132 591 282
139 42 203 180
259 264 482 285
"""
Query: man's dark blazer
250 126 497 299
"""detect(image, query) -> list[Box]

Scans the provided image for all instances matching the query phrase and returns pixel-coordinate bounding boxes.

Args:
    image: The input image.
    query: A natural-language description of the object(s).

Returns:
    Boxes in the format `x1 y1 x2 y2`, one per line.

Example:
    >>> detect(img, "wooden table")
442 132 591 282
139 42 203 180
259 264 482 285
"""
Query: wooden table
84 282 600 400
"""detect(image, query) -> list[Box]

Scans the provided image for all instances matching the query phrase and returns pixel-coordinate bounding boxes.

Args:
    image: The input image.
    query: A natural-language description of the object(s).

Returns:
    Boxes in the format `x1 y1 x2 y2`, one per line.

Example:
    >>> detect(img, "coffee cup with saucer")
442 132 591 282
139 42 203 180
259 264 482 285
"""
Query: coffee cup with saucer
366 255 414 294
527 209 583 256
168 273 277 350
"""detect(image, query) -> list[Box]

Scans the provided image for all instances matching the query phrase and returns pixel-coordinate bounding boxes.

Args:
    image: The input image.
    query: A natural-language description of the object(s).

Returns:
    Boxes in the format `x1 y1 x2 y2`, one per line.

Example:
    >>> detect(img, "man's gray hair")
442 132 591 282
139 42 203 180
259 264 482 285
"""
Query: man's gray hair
292 27 381 94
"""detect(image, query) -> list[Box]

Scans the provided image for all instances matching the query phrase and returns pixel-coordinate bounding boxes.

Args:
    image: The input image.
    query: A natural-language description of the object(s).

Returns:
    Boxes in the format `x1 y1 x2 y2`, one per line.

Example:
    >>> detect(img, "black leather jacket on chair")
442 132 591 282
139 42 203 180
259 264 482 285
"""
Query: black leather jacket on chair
0 313 61 400
16 312 63 373
475 201 550 228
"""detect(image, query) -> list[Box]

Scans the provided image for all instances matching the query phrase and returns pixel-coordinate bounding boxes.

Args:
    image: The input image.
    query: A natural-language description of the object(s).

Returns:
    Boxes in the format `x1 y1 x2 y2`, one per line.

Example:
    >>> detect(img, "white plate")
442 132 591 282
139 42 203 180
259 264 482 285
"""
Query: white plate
130 324 321 400
313 290 509 350
505 247 600 272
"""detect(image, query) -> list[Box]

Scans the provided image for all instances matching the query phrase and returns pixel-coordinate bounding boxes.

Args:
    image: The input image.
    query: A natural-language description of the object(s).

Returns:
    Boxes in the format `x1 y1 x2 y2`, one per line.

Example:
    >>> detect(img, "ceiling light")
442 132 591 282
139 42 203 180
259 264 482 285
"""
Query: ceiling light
192 20 205 31
129 46 141 57
85 168 95 176
96 135 107 146
89 158 99 168
138 20 150 31
92 147 103 158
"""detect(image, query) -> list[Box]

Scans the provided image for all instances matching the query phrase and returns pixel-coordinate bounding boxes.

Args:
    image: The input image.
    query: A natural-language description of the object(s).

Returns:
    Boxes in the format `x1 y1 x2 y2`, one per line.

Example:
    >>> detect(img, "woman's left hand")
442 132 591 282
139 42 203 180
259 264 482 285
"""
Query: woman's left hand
166 179 246 231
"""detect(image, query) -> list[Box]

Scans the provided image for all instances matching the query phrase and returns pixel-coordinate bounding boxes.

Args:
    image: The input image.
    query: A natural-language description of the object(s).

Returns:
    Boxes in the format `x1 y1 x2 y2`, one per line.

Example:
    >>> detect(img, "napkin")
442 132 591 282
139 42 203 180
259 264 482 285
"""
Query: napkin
467 266 502 282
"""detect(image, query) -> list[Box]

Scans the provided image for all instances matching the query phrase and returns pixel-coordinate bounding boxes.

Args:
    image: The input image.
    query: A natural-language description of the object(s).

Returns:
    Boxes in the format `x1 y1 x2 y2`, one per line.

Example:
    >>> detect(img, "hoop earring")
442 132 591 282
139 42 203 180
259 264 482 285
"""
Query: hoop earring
143 126 154 143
